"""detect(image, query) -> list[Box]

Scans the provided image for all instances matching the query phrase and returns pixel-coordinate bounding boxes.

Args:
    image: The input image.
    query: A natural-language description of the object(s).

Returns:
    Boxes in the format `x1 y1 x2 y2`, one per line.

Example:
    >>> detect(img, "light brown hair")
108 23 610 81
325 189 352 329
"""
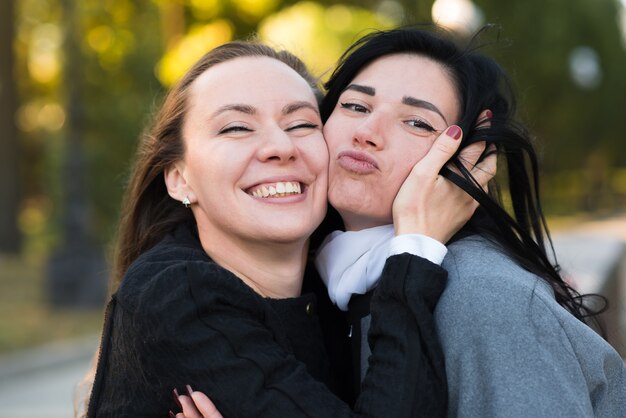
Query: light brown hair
111 41 321 290
77 41 320 417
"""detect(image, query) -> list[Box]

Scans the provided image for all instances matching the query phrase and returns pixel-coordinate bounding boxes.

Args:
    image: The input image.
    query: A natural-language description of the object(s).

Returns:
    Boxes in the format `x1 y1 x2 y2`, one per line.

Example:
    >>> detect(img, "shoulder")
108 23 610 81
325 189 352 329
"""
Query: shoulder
436 237 626 416
441 235 553 298
436 235 611 355
116 233 259 317
437 235 560 333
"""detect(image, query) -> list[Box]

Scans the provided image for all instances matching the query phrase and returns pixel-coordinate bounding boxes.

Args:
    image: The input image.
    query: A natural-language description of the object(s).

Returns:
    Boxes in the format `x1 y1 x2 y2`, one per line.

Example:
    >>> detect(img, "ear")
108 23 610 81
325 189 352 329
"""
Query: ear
164 162 196 205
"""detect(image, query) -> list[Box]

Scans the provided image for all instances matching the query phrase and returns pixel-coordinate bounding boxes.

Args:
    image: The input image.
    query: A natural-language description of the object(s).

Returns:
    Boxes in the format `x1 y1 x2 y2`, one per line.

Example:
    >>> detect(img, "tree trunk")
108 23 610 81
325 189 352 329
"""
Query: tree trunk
46 0 107 308
0 0 22 254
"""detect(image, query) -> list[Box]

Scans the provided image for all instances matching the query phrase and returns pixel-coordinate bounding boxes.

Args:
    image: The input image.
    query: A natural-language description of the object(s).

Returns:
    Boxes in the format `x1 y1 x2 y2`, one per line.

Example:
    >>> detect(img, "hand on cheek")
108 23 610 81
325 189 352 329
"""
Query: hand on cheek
392 125 474 243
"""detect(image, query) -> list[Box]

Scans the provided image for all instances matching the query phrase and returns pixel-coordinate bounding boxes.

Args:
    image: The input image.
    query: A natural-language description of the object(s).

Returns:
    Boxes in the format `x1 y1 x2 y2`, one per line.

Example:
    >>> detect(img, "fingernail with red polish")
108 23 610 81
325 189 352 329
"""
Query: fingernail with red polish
447 125 462 140
186 384 194 396
169 411 176 418
172 388 182 409
486 109 493 118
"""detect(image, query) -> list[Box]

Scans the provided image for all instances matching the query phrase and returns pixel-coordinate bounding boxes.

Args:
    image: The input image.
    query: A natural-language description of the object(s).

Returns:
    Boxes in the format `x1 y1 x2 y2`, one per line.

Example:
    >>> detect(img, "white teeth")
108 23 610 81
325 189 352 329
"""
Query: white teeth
249 181 303 198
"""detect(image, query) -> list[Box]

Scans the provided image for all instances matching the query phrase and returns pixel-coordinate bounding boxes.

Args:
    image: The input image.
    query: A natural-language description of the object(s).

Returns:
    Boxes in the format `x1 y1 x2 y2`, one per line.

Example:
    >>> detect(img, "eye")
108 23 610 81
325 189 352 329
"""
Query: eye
286 122 319 132
218 124 252 135
340 102 369 113
405 118 436 132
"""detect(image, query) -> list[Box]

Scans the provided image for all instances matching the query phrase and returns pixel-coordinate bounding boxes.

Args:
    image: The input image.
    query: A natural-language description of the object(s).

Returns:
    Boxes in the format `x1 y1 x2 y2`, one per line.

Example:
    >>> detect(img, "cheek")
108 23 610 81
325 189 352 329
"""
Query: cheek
396 137 436 173
386 142 432 191
186 144 244 189
312 138 329 178
184 156 221 196
322 117 348 154
302 135 329 173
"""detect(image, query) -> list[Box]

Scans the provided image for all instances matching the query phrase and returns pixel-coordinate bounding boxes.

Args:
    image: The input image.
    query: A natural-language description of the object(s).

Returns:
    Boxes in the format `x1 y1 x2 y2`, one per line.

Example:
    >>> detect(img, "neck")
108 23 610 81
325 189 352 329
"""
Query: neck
341 211 389 232
196 226 308 299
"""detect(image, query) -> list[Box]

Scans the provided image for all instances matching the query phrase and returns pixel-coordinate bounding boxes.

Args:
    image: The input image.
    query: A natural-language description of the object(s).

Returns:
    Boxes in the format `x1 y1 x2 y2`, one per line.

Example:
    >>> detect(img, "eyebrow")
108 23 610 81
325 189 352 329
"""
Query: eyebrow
211 101 319 119
282 101 320 116
402 96 448 124
211 104 256 118
344 84 376 96
343 84 448 124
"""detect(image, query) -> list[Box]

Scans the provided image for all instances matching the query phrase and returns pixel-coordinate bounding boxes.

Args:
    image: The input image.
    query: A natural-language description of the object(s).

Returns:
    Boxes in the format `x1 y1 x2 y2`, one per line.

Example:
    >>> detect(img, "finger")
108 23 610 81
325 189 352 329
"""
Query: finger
190 391 223 418
457 141 487 171
476 109 492 128
178 394 203 418
471 146 497 191
483 143 497 157
414 125 463 176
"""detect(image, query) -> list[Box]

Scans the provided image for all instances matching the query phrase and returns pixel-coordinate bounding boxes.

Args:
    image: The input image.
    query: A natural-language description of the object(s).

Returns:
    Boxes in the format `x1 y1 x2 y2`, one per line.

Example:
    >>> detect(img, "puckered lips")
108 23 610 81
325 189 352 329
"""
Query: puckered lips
337 150 379 174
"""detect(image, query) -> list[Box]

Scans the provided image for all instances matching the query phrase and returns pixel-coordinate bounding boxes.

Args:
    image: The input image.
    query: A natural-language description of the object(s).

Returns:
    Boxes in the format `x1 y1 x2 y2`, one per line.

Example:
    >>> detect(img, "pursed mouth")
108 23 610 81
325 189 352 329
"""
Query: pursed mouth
246 181 303 198
337 150 379 169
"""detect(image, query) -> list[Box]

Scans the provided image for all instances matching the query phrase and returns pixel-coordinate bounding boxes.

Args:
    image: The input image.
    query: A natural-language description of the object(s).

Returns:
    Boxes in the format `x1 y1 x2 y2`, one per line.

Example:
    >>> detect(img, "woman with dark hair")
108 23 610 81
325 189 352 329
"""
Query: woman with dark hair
180 27 626 418
315 27 626 416
85 39 493 417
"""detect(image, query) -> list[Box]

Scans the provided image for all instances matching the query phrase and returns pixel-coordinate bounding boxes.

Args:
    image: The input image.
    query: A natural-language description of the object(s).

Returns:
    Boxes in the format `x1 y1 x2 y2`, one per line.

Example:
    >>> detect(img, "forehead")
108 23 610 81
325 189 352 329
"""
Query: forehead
350 53 460 119
188 56 317 110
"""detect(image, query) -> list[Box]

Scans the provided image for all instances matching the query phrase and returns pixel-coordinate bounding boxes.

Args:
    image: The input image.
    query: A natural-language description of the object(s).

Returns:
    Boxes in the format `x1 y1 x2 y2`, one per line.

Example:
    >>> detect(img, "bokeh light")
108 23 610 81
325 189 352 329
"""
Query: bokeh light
259 2 396 78
231 0 280 22
376 0 404 22
189 0 222 20
27 23 62 85
16 101 66 132
431 0 483 34
569 46 602 90
156 19 234 86
87 26 115 53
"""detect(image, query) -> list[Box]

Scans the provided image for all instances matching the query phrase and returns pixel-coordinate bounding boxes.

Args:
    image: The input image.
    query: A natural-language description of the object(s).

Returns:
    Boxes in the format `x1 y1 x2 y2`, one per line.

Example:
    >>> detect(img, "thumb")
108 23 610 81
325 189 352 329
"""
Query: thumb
413 125 463 176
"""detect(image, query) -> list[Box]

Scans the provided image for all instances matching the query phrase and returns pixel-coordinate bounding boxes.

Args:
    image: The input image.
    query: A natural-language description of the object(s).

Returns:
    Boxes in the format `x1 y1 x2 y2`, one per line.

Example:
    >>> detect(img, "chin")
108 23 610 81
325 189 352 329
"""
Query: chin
263 219 321 243
262 230 311 245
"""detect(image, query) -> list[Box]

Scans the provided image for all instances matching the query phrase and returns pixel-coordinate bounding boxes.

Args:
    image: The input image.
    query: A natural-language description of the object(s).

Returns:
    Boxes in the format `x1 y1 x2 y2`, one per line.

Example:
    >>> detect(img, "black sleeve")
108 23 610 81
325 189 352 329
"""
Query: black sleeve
360 253 448 417
91 256 447 417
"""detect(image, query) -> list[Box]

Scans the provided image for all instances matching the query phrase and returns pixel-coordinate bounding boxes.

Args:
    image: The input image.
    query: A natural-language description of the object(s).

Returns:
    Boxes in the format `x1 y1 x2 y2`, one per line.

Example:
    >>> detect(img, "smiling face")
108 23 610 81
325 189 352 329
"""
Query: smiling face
165 56 328 248
323 53 461 231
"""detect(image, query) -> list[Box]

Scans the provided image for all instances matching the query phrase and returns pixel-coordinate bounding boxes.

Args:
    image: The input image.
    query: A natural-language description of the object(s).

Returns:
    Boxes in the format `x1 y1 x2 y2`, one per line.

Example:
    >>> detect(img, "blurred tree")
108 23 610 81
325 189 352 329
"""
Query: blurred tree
12 0 626 265
473 0 626 212
0 0 22 254
78 0 163 240
46 0 107 308
258 2 396 77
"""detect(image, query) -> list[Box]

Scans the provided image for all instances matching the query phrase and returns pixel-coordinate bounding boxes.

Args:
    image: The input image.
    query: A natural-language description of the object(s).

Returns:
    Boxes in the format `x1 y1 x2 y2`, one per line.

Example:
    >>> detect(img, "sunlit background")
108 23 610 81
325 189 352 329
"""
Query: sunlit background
1 0 626 357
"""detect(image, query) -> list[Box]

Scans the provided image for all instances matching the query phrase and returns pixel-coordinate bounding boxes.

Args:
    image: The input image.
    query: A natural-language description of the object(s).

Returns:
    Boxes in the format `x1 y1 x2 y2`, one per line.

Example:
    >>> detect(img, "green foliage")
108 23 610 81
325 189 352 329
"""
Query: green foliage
13 0 626 256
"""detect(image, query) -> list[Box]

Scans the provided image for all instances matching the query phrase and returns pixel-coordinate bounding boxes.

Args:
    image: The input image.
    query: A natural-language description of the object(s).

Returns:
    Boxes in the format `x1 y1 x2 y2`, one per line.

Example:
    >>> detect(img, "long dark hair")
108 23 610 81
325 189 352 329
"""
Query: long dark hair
317 26 605 327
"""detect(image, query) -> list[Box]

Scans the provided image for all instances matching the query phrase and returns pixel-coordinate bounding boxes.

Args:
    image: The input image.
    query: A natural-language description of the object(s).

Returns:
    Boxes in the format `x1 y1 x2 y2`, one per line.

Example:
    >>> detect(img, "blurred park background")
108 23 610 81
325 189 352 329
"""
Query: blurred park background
0 0 626 414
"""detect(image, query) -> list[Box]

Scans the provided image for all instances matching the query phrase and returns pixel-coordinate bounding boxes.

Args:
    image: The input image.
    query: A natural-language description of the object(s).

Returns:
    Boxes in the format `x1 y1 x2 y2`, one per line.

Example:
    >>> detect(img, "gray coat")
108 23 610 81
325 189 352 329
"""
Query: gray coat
437 236 626 417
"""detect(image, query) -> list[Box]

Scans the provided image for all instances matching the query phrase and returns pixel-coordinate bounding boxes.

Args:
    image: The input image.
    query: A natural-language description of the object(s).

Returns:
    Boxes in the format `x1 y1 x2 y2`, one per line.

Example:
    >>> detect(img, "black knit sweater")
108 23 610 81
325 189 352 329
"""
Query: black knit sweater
87 223 447 417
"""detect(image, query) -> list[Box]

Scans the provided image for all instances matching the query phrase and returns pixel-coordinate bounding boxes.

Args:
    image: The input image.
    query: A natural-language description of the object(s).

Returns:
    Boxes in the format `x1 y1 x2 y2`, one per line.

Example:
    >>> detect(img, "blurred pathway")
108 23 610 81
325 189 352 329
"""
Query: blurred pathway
0 335 97 418
551 213 626 293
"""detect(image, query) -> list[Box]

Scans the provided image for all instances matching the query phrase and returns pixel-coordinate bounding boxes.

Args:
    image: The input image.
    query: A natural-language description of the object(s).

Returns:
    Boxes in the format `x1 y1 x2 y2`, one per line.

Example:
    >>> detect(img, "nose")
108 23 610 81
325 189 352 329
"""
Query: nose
353 113 385 149
257 127 298 163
